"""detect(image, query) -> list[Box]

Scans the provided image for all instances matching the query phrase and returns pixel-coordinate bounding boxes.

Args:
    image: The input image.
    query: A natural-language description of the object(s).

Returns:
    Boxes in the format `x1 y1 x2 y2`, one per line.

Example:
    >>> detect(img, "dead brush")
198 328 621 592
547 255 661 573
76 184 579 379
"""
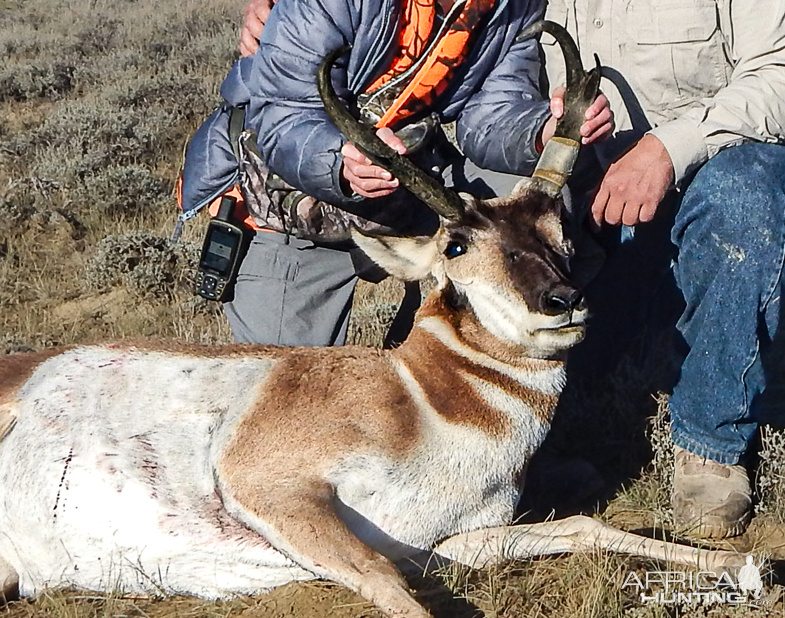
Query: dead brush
3 587 246 618
437 551 632 618
756 425 785 523
647 394 675 502
609 392 676 530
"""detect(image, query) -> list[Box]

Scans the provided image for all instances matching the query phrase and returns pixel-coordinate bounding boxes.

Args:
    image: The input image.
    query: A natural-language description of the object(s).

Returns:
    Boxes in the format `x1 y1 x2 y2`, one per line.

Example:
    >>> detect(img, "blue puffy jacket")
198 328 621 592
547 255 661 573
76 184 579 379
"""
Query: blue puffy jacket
180 0 550 222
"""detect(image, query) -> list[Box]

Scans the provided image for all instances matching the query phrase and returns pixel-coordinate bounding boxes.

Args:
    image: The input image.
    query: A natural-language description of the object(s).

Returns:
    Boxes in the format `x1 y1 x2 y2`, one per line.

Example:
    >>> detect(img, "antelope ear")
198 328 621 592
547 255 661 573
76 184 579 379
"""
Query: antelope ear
351 228 439 281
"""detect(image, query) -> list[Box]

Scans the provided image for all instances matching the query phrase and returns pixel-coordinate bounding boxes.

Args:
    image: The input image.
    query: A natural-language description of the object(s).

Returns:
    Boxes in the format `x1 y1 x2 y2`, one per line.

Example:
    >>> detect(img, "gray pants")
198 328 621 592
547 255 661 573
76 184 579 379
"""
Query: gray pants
224 233 357 346
224 162 524 346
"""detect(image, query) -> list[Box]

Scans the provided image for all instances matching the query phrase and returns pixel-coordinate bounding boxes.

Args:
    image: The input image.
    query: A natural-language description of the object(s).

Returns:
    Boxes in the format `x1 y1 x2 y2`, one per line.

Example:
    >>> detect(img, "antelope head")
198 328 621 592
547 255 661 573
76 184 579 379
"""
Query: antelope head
317 21 600 358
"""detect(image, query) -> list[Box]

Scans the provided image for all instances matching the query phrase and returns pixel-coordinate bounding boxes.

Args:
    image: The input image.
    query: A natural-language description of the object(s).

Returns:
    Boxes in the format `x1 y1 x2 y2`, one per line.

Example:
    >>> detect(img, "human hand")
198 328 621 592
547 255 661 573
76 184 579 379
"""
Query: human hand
590 134 675 227
538 87 614 150
240 0 276 57
340 127 407 199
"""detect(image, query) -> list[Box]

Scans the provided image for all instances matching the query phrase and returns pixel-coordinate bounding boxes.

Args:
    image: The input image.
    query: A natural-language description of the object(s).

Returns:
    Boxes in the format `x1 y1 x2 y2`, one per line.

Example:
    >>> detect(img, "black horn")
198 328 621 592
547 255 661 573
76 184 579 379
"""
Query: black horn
517 20 602 195
317 46 465 221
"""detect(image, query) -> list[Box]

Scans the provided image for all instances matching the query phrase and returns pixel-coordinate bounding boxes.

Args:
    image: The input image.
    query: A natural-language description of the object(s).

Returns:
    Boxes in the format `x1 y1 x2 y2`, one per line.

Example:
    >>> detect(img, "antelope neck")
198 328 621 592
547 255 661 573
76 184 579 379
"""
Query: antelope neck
391 294 564 432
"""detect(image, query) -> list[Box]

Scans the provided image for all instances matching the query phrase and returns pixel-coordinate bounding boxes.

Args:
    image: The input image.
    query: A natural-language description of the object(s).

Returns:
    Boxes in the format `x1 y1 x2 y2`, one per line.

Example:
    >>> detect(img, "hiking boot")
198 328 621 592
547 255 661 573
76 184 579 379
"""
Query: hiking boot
671 445 752 540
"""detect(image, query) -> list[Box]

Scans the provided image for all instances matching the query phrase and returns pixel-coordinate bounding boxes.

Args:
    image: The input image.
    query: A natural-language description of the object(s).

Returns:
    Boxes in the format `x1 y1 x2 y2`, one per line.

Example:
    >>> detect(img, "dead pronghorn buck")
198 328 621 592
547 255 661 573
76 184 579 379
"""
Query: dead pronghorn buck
0 21 744 618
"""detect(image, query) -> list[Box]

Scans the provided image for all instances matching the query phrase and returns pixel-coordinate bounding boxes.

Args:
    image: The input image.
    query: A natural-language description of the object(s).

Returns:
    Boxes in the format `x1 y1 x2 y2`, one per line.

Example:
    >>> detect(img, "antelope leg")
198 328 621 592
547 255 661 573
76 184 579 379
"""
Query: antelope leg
229 481 431 618
433 515 746 572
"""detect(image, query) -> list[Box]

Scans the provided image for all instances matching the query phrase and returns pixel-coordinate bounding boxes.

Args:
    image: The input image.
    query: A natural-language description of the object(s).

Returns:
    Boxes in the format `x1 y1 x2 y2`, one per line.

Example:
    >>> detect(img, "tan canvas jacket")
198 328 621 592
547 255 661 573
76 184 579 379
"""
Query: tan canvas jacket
543 0 785 184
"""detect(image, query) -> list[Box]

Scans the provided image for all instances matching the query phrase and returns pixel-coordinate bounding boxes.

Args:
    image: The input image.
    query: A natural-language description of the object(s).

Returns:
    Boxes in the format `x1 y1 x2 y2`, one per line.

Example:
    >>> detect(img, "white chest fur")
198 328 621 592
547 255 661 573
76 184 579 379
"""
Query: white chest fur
327 347 559 562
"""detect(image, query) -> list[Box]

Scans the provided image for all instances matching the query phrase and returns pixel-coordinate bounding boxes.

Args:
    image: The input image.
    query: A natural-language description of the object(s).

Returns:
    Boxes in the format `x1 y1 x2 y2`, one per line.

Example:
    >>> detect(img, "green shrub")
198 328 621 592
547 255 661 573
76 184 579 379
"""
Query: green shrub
81 165 170 217
2 102 182 201
66 16 121 58
0 62 75 102
85 232 199 300
105 73 212 116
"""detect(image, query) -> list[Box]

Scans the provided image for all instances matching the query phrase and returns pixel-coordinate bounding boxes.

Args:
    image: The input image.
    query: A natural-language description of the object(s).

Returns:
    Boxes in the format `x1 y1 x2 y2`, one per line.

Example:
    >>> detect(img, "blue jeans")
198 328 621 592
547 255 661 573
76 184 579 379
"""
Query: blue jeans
669 143 785 464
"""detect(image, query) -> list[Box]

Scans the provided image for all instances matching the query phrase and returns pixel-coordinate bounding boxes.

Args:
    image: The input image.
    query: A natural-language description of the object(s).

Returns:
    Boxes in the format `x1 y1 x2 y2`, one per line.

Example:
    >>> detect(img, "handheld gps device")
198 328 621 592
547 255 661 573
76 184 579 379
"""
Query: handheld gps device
195 196 246 301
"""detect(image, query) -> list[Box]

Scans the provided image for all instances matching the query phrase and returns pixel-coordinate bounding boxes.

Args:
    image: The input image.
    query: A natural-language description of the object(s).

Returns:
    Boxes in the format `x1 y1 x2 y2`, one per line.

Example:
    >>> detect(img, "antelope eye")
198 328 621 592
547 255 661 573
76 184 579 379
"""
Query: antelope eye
444 241 467 259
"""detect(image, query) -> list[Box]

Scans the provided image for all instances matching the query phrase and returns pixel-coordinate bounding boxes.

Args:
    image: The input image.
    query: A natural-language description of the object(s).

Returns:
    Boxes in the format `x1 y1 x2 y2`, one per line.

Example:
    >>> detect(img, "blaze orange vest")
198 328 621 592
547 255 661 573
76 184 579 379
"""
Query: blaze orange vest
366 0 497 129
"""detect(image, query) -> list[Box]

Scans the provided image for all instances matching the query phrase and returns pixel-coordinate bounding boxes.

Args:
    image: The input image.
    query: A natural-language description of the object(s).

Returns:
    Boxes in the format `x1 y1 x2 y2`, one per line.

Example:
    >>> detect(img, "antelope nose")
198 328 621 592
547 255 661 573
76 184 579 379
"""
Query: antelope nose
541 286 583 314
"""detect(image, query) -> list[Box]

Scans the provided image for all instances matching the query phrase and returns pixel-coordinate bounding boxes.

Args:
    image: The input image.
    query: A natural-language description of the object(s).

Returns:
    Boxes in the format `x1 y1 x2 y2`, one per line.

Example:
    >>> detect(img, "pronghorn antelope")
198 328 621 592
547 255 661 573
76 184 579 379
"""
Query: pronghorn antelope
0 21 744 618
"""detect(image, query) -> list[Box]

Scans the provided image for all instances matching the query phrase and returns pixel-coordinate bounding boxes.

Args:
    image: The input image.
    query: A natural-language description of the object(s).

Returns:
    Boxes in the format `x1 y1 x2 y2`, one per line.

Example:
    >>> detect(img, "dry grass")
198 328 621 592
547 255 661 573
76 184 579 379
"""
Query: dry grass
3 0 785 615
0 0 238 349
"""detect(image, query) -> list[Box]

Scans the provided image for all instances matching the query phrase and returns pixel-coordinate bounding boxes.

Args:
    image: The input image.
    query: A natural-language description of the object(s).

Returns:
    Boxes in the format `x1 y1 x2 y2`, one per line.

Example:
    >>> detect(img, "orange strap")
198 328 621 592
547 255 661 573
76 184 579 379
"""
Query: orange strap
366 0 496 129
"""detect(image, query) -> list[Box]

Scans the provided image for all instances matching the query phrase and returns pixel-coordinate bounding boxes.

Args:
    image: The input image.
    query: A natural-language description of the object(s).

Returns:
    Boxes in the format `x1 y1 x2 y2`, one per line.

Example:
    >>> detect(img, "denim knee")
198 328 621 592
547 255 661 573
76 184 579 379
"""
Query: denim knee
676 144 785 251
669 143 785 462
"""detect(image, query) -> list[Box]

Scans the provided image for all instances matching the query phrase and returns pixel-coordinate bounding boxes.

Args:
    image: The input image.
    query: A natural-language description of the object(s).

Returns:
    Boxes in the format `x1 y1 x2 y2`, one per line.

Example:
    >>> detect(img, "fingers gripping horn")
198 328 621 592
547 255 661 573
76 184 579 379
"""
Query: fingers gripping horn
517 20 602 196
317 46 465 221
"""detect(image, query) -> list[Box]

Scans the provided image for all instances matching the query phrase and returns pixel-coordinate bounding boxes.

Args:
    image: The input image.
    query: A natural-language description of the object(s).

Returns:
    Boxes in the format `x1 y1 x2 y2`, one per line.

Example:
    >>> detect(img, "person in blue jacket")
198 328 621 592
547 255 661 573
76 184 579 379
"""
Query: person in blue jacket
185 0 611 347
